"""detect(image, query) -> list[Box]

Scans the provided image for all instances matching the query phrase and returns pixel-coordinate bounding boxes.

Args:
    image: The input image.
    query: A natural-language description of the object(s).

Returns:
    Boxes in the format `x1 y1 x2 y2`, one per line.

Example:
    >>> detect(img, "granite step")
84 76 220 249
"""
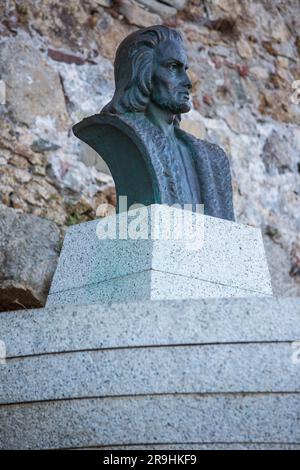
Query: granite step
1 297 299 358
0 297 300 449
1 394 300 450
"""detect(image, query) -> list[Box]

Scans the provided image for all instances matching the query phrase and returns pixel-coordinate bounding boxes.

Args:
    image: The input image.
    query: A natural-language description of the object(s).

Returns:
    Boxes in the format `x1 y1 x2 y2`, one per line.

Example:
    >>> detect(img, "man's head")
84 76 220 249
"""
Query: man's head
101 26 192 117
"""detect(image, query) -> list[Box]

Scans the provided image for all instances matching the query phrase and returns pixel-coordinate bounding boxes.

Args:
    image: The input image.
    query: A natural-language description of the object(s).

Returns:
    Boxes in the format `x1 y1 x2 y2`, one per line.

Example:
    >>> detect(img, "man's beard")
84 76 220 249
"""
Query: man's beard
151 90 191 114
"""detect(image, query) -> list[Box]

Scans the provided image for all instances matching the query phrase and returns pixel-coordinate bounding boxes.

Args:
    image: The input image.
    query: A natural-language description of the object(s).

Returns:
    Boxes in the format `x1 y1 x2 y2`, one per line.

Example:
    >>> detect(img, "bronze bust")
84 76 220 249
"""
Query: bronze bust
73 25 235 221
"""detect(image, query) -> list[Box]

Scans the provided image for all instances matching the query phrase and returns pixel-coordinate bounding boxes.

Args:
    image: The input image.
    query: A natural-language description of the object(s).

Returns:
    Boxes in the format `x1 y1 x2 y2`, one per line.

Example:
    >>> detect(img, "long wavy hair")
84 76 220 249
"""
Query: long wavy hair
101 25 183 121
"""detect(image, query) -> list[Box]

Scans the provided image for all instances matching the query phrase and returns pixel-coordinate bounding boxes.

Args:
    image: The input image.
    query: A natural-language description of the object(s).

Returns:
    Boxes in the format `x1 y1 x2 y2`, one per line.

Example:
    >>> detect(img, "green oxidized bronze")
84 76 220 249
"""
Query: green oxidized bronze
73 25 235 220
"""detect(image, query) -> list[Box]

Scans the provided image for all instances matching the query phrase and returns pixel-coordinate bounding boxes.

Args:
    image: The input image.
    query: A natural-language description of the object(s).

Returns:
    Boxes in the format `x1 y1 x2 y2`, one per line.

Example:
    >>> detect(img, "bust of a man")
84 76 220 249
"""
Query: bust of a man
73 25 235 221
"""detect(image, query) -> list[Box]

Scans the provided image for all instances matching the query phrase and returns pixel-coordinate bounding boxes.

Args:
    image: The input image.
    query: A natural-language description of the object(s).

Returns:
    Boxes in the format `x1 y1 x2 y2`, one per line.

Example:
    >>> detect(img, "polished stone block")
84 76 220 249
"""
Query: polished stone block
47 204 272 306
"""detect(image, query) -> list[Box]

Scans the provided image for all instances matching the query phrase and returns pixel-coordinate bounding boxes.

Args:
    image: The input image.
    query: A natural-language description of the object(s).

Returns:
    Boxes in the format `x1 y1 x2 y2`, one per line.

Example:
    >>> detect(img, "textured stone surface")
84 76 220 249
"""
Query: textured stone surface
52 59 114 124
48 205 272 305
0 36 69 127
0 297 299 358
165 0 187 10
137 0 177 18
1 342 299 405
1 394 300 449
46 268 267 307
0 204 60 310
0 80 5 105
0 1 300 296
90 444 300 450
263 234 300 296
117 0 163 27
1 296 300 448
0 0 299 449
0 114 116 236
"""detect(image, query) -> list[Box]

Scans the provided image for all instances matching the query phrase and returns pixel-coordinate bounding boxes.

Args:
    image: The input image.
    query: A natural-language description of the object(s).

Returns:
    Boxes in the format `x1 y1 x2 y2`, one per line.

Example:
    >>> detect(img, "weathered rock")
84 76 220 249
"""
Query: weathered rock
164 0 187 9
236 37 253 59
0 36 69 127
94 12 134 61
78 142 111 174
51 59 114 122
261 129 299 175
263 235 300 297
95 0 112 6
48 152 113 196
47 49 86 65
9 0 91 51
0 0 299 299
219 106 257 135
0 80 6 105
180 113 206 139
0 205 60 311
270 15 291 43
117 0 163 27
137 0 177 18
30 138 60 153
290 241 300 281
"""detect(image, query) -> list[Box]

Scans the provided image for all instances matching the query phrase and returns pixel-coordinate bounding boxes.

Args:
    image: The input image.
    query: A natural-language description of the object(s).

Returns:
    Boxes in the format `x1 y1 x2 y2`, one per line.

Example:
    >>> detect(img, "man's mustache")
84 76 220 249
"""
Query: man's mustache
175 88 191 99
174 88 190 94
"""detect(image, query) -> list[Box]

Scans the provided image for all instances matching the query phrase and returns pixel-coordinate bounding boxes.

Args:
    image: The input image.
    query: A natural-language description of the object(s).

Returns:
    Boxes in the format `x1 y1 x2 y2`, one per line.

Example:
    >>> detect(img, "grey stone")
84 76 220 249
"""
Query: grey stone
0 36 69 127
137 0 177 18
117 0 163 27
163 0 187 9
0 343 299 405
0 297 299 358
261 129 299 175
1 394 299 449
0 80 5 105
46 269 269 307
0 204 60 311
54 59 114 123
47 205 272 305
263 234 300 297
95 0 112 6
30 138 60 153
90 444 300 450
1 296 300 448
78 141 112 174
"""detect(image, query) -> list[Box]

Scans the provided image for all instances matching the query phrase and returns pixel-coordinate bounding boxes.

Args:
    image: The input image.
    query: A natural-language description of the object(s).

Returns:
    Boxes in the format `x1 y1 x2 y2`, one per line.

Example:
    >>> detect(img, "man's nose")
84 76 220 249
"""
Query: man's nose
182 71 192 90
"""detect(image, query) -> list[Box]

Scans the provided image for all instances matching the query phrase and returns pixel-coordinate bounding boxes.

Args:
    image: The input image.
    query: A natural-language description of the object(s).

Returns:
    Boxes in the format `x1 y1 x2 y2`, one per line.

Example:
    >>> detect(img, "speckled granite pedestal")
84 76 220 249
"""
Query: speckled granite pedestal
47 204 272 306
1 205 299 450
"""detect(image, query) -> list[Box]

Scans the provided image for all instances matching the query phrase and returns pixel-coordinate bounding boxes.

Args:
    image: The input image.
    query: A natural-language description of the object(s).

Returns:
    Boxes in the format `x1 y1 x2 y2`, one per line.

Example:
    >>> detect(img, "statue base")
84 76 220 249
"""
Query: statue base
1 297 299 449
1 206 299 449
47 204 272 307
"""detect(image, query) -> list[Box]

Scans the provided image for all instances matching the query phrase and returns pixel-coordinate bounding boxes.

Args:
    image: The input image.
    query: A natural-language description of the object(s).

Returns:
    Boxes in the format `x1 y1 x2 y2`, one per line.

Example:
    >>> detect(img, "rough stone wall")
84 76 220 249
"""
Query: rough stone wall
0 0 299 309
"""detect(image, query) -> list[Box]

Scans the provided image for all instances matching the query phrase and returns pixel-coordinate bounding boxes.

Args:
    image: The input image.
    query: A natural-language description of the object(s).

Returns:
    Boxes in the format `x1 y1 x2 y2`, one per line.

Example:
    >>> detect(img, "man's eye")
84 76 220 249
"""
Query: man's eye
169 63 178 71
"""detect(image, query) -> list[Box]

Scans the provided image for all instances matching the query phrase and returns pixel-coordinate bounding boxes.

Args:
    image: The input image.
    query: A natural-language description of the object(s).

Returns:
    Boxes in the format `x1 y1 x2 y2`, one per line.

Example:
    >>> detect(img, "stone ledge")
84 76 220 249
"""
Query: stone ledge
0 297 299 358
0 342 299 405
1 394 299 449
80 444 300 450
47 269 270 307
